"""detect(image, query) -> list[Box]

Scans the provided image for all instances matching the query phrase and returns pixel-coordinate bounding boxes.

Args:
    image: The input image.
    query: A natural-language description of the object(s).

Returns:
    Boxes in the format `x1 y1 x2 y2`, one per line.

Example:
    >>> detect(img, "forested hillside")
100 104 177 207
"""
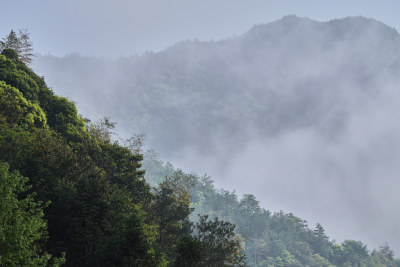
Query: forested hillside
143 150 400 267
0 47 246 266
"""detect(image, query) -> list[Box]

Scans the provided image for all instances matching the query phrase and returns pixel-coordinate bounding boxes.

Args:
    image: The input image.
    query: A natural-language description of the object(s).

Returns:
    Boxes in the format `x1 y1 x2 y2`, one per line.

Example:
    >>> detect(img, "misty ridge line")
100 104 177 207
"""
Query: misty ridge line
32 15 400 252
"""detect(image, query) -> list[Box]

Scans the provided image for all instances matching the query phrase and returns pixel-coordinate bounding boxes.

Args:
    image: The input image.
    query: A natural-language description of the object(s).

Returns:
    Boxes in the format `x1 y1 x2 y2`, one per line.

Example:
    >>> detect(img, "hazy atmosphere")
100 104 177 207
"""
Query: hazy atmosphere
3 1 400 265
2 0 400 57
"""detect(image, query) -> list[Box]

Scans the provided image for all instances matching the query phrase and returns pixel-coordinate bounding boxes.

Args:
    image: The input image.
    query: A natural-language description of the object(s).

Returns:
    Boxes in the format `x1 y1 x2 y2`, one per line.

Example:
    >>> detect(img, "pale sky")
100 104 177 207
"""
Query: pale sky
1 0 400 57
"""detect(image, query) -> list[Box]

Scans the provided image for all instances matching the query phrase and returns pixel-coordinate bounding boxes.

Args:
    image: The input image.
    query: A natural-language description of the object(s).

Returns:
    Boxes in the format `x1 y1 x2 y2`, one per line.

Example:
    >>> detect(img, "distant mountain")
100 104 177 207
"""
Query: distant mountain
33 16 400 158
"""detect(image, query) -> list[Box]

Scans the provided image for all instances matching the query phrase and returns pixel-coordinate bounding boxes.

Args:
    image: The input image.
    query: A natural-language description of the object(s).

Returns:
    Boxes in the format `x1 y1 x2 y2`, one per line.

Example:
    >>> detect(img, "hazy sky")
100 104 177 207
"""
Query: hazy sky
2 0 400 57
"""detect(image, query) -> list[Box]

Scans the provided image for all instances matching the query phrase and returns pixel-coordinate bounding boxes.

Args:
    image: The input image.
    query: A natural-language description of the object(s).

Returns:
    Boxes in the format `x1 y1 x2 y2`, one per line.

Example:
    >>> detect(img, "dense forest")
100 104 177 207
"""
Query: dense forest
1 27 400 266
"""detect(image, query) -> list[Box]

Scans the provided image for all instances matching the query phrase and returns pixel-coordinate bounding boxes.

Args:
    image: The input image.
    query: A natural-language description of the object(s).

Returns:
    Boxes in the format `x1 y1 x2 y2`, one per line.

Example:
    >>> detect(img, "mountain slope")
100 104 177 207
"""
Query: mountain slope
33 16 400 157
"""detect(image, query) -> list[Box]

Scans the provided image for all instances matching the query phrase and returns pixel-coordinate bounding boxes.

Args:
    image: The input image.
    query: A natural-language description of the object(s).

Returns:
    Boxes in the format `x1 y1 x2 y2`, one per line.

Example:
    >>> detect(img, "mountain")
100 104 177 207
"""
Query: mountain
33 16 400 253
33 16 400 157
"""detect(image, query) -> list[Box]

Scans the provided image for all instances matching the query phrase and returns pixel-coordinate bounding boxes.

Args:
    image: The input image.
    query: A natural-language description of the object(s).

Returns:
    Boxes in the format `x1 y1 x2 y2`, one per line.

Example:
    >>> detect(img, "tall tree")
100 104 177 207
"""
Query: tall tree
16 29 34 65
0 30 18 51
152 172 195 261
0 29 34 65
379 242 395 262
195 215 245 266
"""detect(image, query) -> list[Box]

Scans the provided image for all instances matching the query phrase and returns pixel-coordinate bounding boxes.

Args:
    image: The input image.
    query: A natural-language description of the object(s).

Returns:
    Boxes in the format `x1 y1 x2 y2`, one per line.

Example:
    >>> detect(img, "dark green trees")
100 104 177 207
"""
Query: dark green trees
152 173 195 262
333 240 369 266
175 236 203 266
0 162 64 266
311 223 333 260
0 44 165 266
195 215 245 266
175 215 245 267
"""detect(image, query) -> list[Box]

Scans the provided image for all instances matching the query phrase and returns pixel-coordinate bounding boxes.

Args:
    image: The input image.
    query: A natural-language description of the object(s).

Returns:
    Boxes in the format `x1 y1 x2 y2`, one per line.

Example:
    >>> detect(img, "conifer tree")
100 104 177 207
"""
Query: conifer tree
0 29 34 65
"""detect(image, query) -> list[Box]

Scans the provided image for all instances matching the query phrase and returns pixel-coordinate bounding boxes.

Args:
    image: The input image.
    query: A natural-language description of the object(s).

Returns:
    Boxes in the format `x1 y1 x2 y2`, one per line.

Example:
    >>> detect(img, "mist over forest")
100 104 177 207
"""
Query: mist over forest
31 15 400 253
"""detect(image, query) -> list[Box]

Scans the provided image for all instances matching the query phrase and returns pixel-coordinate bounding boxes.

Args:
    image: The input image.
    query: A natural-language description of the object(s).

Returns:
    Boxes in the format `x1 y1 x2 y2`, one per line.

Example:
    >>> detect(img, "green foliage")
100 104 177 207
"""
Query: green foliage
174 215 246 267
97 141 150 204
94 204 163 266
0 54 40 101
0 49 87 143
195 214 245 266
58 172 160 266
0 161 63 266
340 240 369 266
0 51 165 265
142 149 176 187
0 124 74 200
307 254 334 267
311 223 333 259
144 153 400 267
190 175 238 223
45 95 86 142
0 81 47 128
0 124 163 266
175 236 203 267
1 48 19 62
152 172 195 262
236 194 270 239
86 117 116 143
0 114 163 266
0 47 56 121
